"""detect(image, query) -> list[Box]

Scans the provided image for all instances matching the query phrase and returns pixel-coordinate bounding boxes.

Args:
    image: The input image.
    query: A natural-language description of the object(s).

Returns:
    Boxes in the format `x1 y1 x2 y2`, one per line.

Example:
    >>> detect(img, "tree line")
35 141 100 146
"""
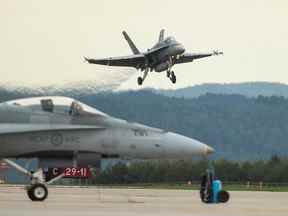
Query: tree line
93 155 288 184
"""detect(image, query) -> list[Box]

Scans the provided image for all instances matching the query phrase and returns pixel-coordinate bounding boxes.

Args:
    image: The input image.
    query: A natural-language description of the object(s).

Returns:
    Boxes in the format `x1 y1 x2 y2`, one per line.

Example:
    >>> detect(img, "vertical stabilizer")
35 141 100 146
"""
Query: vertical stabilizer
122 31 140 54
158 29 165 42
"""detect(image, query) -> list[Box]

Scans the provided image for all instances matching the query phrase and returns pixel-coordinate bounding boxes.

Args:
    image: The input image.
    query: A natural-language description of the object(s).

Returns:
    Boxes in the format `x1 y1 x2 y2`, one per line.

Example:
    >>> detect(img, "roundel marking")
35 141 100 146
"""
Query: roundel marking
50 133 63 146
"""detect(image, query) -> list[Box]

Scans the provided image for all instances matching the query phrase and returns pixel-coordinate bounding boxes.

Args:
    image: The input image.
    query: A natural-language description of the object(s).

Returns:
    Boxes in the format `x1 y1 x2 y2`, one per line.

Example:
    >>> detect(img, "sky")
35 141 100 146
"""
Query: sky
0 0 288 90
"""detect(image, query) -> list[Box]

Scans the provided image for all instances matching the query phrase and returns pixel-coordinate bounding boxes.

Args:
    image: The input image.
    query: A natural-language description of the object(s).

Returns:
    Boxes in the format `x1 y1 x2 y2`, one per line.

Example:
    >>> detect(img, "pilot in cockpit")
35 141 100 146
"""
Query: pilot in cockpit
69 101 83 116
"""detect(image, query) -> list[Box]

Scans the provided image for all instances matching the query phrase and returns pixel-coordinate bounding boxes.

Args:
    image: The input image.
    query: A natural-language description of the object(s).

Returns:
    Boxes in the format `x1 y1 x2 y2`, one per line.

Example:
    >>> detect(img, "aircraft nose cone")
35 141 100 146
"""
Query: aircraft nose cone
163 132 214 158
180 45 185 53
205 145 215 155
178 44 185 54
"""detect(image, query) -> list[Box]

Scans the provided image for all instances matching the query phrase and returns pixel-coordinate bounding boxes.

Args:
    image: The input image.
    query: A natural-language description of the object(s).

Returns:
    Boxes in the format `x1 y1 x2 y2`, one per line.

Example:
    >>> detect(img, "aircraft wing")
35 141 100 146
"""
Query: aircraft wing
85 54 146 68
0 124 105 135
175 51 223 64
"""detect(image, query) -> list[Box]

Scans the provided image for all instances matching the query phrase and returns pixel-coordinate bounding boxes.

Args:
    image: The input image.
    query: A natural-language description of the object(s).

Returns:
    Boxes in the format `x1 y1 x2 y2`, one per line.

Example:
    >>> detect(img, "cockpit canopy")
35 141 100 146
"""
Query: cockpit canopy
5 96 108 117
164 36 176 44
151 36 177 50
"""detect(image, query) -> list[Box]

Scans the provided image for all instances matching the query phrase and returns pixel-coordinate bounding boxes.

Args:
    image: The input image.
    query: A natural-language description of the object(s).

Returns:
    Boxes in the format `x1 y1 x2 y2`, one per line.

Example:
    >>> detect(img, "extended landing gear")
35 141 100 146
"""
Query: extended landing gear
167 70 176 84
137 68 149 85
170 72 176 84
166 70 170 78
137 77 143 85
3 158 64 201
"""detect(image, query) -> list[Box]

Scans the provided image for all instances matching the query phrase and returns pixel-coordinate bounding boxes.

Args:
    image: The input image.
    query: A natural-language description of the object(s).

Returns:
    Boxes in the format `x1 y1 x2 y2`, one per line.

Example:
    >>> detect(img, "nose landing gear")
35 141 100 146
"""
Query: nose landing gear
27 183 48 201
3 158 64 201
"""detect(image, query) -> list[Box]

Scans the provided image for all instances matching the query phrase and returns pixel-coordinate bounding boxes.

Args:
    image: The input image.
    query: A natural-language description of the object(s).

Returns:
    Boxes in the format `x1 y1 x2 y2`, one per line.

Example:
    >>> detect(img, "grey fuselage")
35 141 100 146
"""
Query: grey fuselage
144 36 185 72
0 97 213 162
85 30 223 82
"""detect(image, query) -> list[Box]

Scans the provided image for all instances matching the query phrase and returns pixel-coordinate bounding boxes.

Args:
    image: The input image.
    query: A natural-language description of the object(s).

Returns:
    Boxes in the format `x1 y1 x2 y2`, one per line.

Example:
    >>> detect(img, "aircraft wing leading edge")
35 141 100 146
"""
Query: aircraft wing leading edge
175 52 222 64
85 54 145 67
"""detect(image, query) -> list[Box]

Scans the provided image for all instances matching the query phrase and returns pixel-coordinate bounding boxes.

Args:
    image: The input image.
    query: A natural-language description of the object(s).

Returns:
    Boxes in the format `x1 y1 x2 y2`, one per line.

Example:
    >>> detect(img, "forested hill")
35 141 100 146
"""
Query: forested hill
158 82 288 98
2 82 288 99
80 91 288 160
1 88 288 160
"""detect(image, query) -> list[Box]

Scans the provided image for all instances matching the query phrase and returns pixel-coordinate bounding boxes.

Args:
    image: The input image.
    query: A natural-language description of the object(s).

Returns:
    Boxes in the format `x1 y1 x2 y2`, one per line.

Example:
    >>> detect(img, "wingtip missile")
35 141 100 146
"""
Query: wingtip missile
83 56 90 63
213 50 224 55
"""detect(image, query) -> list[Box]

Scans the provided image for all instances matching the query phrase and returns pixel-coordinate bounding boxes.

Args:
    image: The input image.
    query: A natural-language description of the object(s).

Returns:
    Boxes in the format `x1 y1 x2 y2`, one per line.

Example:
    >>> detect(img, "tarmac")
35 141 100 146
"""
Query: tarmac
0 185 287 216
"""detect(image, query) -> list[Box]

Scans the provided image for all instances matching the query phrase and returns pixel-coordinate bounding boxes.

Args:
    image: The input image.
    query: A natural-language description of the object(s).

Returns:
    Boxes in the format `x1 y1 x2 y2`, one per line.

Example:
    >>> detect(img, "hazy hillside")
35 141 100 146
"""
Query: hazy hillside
158 82 288 98
0 81 112 100
2 82 288 100
80 91 288 160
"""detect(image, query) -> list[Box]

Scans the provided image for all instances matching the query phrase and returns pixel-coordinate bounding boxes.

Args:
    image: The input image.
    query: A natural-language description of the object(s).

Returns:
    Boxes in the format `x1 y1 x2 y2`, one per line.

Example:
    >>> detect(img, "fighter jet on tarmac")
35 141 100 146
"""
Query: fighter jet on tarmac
85 29 223 85
0 96 214 201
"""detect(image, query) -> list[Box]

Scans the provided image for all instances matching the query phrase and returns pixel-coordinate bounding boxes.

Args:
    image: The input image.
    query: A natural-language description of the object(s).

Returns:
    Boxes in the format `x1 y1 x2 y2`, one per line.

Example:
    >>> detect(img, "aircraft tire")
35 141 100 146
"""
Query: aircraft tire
27 183 48 201
137 77 143 85
171 74 176 84
27 187 35 201
167 71 170 78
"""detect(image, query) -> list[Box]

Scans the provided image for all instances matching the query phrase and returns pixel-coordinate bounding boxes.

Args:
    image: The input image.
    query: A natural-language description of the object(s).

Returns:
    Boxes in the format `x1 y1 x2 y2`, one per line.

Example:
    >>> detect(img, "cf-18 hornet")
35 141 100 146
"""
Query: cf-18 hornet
85 29 223 85
0 96 214 201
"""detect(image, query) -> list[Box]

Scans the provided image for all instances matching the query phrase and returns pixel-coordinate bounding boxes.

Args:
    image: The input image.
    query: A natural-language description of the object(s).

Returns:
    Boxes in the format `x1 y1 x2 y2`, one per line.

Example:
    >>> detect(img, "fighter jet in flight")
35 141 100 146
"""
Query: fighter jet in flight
0 96 214 201
85 29 223 85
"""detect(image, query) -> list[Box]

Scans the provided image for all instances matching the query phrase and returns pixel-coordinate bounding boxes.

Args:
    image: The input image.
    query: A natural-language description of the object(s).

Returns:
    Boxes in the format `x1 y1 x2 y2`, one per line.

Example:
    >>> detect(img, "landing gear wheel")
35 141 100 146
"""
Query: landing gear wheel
166 71 170 78
137 77 143 85
170 72 176 84
27 183 48 201
27 187 34 201
171 76 176 84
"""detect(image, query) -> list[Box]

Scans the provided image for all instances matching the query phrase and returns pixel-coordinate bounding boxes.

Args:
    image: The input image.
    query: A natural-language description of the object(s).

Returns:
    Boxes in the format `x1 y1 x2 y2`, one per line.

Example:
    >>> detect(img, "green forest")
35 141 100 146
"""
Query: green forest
95 155 288 184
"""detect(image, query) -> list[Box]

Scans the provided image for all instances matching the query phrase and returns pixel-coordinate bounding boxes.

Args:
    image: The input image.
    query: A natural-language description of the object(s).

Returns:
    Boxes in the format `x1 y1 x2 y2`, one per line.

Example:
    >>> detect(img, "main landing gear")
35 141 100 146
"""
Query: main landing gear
137 77 143 85
137 68 149 85
3 158 64 201
167 70 176 84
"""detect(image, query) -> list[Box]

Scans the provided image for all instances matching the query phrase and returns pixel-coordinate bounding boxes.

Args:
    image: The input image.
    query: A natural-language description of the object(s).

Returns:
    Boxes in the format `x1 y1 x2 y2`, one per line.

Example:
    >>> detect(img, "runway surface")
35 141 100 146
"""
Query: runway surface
0 185 287 216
